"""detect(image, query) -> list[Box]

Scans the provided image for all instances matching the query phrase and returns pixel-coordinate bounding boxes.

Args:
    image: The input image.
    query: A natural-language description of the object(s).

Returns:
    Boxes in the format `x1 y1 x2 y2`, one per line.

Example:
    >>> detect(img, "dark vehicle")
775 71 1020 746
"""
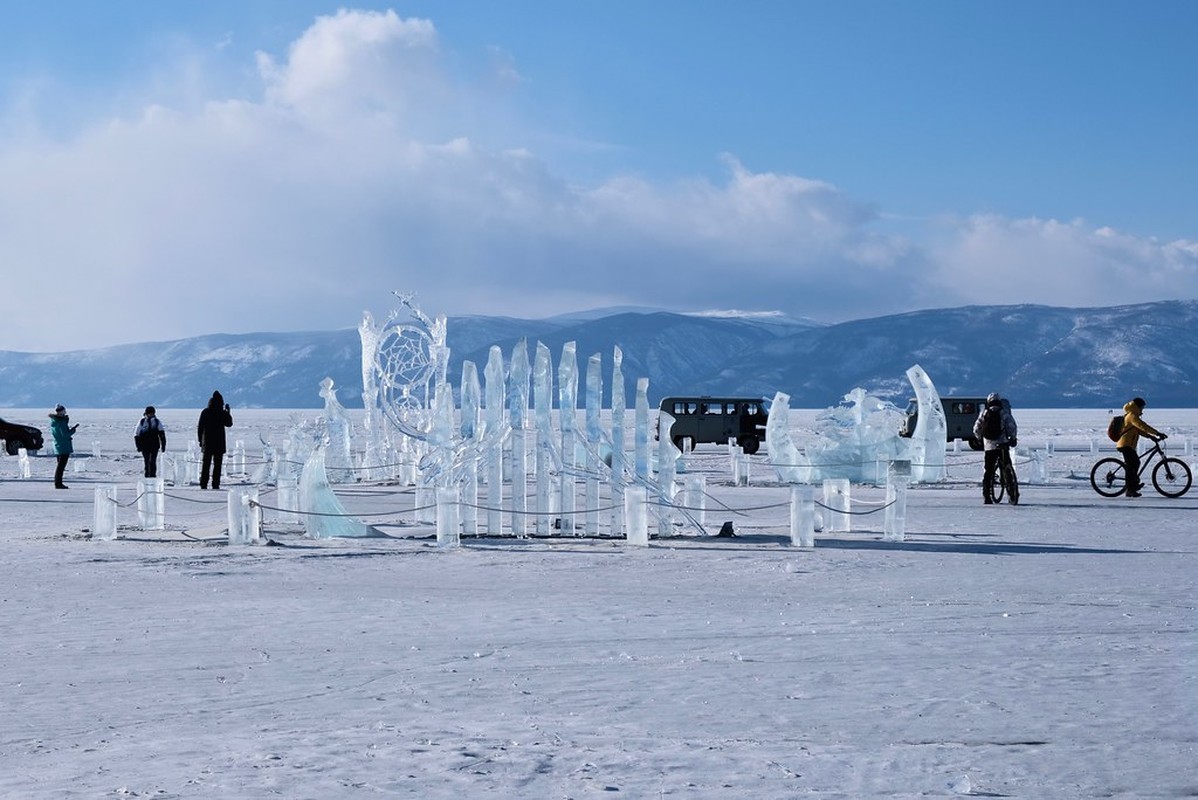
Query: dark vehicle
1 416 44 455
899 396 994 451
658 396 768 454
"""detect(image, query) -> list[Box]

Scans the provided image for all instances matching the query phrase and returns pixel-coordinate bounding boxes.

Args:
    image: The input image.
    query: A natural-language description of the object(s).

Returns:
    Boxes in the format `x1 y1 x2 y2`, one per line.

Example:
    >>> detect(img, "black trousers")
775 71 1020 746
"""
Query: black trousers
1117 446 1142 490
200 451 224 489
142 449 159 478
54 453 70 487
982 448 1001 498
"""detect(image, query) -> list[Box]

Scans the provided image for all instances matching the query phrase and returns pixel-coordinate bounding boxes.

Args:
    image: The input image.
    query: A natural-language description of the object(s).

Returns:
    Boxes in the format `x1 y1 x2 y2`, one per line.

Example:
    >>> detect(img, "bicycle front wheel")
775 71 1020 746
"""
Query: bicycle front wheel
1090 457 1127 497
1152 457 1193 498
988 470 1005 503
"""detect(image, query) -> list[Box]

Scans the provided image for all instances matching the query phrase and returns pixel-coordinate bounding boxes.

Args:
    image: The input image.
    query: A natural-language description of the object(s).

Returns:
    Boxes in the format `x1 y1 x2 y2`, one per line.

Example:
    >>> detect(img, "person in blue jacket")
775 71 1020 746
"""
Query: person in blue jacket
48 404 78 489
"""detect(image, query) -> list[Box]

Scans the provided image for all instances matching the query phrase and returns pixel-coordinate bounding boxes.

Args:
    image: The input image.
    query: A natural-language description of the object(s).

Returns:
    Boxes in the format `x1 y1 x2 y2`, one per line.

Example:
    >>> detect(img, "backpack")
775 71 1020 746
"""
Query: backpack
982 406 1003 440
1107 415 1124 443
135 416 159 450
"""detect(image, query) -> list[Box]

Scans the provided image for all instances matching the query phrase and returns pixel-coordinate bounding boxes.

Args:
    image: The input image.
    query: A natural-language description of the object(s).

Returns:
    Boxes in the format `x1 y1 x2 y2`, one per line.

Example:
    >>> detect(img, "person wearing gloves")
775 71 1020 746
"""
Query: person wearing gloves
1116 397 1165 498
48 404 79 489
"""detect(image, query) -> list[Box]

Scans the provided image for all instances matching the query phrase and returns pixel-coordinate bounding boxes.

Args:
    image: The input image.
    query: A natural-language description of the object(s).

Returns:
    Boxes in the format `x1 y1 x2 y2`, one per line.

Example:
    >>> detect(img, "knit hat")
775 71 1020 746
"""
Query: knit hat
144 405 156 416
51 404 67 417
1132 397 1146 408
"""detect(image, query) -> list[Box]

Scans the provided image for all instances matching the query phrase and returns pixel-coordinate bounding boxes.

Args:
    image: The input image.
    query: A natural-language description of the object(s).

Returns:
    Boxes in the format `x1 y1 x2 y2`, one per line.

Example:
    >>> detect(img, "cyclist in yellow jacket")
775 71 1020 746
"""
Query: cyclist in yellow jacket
1116 397 1165 497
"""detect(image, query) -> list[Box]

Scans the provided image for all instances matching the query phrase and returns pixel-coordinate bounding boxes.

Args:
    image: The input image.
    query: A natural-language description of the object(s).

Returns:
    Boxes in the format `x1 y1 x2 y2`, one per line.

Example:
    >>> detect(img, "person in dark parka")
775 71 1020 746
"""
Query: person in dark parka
135 405 167 479
197 391 233 490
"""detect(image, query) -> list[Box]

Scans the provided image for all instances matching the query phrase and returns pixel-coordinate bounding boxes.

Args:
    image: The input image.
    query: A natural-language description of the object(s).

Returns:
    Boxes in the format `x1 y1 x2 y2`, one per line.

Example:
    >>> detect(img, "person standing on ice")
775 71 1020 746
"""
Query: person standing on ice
973 392 1017 504
197 391 233 490
1116 397 1165 498
135 405 167 479
48 404 78 489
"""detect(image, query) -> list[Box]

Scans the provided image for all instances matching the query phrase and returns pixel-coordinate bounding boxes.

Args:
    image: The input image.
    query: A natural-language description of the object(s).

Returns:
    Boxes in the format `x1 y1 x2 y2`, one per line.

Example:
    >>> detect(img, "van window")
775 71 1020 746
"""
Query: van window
951 402 977 414
671 401 698 415
744 402 761 415
703 402 724 414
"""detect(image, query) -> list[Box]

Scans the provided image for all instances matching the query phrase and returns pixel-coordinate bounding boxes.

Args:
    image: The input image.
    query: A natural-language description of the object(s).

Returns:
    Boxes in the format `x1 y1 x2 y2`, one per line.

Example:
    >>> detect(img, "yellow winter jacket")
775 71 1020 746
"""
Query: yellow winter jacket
1116 401 1162 450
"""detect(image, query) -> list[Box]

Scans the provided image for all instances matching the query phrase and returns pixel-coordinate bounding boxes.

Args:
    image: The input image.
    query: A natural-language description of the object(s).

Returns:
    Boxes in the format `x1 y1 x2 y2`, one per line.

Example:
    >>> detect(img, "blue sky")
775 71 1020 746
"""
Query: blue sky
1 1 1195 351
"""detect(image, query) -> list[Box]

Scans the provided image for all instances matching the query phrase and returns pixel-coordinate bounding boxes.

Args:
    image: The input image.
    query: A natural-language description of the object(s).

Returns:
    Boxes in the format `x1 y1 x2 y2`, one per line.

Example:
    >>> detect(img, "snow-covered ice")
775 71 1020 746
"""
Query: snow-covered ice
1 408 1195 798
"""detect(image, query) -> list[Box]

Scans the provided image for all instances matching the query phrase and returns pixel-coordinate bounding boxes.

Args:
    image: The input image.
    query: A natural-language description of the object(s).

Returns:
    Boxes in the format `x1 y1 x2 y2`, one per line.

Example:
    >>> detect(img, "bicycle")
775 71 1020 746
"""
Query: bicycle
987 445 1020 504
1090 436 1192 498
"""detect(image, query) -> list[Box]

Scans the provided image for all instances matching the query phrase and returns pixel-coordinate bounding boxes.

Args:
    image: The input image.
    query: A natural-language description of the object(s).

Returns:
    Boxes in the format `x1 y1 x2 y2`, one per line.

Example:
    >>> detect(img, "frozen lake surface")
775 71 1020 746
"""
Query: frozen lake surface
1 408 1196 797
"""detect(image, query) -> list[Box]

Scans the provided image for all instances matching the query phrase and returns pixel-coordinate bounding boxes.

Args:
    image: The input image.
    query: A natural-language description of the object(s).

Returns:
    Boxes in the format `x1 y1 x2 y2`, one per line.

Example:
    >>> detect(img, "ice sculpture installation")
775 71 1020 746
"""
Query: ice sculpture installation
558 342 579 533
484 346 506 535
609 346 627 536
905 364 947 483
319 377 354 483
508 340 531 535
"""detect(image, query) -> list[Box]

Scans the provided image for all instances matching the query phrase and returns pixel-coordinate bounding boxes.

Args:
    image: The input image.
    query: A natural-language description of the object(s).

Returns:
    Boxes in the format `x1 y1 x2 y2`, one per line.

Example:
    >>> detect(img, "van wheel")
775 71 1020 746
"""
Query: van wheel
4 439 18 456
738 436 760 455
968 437 984 451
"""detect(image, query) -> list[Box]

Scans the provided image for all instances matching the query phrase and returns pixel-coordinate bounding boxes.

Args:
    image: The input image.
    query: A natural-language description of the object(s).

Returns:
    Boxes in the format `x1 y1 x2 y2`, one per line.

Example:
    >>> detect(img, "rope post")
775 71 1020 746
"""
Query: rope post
727 438 738 477
462 458 479 536
93 485 118 541
1031 450 1047 484
733 453 750 486
883 477 908 542
91 440 102 459
276 477 301 524
415 480 435 524
227 488 261 545
789 485 815 548
511 429 529 537
17 448 31 479
823 478 851 532
185 442 200 486
624 486 649 546
137 477 165 531
684 474 707 530
436 487 461 548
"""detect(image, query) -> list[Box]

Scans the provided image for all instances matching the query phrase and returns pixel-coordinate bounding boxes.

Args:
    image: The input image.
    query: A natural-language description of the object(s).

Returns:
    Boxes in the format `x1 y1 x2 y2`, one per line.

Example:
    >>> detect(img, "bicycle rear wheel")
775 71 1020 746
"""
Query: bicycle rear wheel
1152 457 1193 498
1002 458 1020 505
1090 457 1127 497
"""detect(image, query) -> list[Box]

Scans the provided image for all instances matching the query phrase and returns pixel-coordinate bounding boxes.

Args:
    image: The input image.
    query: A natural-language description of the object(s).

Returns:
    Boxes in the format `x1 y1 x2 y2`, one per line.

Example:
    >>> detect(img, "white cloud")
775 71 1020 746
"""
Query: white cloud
0 8 1193 352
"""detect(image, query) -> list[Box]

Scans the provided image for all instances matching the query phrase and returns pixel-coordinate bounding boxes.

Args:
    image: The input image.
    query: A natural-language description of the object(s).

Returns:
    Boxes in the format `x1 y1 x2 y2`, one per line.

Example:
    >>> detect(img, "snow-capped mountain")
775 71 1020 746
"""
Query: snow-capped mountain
1 301 1194 409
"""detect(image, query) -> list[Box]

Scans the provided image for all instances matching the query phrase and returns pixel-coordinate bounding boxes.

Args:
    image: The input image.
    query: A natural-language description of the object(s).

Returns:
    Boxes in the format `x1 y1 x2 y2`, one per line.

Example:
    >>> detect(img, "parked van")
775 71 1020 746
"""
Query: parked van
899 396 987 450
658 396 768 454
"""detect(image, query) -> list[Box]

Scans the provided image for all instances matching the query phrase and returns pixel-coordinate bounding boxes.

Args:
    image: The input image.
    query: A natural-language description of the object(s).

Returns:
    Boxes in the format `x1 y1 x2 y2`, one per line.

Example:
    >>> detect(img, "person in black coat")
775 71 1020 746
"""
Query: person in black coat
135 405 167 478
197 390 233 490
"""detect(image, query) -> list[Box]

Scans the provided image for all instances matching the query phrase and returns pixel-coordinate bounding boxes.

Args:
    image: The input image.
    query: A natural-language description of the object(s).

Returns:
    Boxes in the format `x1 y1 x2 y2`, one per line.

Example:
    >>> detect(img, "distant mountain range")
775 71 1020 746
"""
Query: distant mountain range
1 301 1195 409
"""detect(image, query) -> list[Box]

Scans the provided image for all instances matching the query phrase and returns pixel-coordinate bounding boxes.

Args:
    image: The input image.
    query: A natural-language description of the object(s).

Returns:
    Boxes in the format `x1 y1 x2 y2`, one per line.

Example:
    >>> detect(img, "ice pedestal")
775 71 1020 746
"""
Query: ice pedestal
436 487 461 548
684 475 707 531
790 485 815 548
231 440 247 477
275 477 301 524
823 478 851 532
93 486 118 541
733 453 750 486
185 442 200 486
883 477 908 542
137 478 165 530
227 488 261 545
91 441 101 458
624 486 649 546
17 449 31 479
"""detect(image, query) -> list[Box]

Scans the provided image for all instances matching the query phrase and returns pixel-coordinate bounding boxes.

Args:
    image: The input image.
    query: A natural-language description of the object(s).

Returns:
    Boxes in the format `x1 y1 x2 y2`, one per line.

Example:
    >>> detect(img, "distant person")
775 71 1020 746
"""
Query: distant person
197 390 233 490
1116 397 1165 498
134 406 167 479
48 404 78 489
973 392 1018 504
